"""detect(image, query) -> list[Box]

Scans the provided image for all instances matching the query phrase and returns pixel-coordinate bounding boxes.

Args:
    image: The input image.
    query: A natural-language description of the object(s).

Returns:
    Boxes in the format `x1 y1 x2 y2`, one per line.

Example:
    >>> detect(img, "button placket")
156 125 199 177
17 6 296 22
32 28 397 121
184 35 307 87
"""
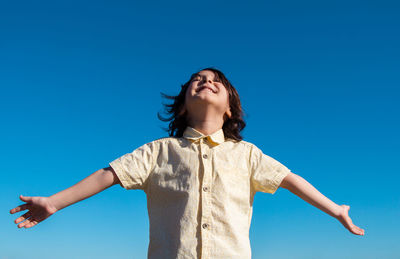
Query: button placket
199 137 212 258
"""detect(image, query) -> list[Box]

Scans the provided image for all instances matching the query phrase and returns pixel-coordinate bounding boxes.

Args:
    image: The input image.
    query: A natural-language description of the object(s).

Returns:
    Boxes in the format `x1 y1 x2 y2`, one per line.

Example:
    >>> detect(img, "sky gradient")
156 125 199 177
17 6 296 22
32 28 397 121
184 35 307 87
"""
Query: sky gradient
1 1 399 258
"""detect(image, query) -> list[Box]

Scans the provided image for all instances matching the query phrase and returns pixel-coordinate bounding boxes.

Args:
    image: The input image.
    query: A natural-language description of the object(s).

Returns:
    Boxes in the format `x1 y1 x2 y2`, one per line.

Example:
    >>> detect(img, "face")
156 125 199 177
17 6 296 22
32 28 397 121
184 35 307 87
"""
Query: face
183 70 232 120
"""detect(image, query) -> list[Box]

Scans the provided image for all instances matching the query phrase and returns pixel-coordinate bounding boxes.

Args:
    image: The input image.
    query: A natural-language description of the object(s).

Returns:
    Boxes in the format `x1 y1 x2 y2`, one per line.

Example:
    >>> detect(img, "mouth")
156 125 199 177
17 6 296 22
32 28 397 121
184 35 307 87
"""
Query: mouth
197 86 216 93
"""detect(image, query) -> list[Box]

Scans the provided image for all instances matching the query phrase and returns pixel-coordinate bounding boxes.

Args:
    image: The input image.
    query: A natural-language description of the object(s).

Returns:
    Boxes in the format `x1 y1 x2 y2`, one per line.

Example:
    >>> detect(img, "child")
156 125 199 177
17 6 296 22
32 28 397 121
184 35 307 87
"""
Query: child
10 67 365 258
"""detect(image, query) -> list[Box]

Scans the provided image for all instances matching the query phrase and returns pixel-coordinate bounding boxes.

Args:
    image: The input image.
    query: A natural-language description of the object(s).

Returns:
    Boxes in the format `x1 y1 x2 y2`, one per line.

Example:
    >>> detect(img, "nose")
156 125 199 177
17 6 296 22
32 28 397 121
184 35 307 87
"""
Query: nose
201 78 213 84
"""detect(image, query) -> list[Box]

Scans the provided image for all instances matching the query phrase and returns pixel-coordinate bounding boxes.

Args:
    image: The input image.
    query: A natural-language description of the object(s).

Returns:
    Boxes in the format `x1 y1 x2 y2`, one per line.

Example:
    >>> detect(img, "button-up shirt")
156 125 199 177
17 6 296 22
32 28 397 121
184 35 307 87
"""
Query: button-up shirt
109 126 291 259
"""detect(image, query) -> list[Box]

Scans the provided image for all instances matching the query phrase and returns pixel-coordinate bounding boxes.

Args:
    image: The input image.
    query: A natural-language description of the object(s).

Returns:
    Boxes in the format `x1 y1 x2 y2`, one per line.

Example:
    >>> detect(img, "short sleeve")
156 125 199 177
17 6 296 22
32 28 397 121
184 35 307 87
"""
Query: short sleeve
109 141 158 190
250 144 291 194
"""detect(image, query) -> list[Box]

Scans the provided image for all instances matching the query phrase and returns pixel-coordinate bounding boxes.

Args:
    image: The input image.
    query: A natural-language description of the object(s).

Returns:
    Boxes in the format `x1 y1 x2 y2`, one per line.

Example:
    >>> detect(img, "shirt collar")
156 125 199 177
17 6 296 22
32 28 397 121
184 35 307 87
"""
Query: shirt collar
183 126 225 145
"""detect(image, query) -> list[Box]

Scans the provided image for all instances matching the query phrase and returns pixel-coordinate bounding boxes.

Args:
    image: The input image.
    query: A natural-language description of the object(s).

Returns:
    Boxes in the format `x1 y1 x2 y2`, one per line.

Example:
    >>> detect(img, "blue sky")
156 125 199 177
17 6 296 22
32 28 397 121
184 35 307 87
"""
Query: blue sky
1 1 399 258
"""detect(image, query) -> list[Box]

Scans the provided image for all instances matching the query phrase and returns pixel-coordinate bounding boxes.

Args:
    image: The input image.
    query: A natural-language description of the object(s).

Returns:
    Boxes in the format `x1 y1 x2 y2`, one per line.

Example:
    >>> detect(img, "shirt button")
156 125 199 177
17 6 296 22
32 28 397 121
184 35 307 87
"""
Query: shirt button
203 186 209 192
202 223 209 229
202 154 208 159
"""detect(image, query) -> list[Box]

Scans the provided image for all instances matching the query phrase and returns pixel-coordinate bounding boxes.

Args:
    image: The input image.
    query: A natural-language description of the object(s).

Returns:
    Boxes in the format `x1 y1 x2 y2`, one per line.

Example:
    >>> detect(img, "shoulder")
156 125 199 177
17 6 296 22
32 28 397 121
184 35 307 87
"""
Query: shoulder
222 139 259 155
151 136 177 143
140 136 180 148
235 139 256 147
127 137 177 156
228 139 258 150
229 140 266 159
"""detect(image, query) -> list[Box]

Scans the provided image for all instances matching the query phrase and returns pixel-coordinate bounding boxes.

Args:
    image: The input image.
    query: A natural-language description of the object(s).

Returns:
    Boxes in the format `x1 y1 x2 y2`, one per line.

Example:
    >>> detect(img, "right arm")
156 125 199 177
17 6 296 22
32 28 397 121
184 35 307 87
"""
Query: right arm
49 166 121 211
10 166 121 229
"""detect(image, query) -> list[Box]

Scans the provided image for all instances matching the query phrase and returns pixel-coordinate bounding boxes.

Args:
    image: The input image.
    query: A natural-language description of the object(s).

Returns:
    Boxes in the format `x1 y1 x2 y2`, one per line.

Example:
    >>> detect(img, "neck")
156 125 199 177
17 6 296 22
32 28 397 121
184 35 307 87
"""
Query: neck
188 114 224 136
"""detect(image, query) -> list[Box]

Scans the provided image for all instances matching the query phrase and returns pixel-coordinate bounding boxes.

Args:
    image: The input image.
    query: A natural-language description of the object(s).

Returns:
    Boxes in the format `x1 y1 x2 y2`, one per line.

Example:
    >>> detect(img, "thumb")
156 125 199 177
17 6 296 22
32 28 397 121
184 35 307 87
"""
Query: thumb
20 195 33 202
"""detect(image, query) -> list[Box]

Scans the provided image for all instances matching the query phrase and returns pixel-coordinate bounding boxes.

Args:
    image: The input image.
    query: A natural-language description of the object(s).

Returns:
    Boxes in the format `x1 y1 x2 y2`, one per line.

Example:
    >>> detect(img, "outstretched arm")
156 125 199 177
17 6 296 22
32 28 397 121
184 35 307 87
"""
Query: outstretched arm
279 172 365 236
10 166 121 229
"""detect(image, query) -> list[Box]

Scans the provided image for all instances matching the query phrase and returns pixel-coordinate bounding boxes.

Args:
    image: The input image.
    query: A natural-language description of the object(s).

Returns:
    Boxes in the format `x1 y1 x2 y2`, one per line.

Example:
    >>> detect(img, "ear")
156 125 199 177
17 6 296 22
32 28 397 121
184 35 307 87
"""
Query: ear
224 107 232 120
178 104 186 116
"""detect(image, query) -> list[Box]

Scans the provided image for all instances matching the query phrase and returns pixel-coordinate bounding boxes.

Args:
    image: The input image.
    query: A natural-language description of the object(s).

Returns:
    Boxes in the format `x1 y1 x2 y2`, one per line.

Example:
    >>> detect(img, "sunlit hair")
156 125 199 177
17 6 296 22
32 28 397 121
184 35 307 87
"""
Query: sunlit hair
157 67 246 141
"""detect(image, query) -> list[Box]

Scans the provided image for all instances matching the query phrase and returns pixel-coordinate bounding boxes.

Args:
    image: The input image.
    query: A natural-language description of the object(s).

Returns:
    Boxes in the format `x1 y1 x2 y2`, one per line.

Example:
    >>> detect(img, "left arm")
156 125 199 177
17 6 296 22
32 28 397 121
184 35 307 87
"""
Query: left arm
279 172 365 236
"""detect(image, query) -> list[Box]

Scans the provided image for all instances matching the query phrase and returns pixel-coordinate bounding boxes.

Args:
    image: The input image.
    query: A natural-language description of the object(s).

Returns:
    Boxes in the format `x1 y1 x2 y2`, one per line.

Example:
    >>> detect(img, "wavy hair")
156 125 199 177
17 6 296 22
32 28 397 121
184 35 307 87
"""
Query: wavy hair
157 67 246 141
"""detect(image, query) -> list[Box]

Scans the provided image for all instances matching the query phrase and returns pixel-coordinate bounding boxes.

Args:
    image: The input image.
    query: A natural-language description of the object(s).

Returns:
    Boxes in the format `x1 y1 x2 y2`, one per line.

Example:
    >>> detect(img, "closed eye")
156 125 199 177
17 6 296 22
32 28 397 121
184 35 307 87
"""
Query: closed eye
192 76 221 83
192 76 201 81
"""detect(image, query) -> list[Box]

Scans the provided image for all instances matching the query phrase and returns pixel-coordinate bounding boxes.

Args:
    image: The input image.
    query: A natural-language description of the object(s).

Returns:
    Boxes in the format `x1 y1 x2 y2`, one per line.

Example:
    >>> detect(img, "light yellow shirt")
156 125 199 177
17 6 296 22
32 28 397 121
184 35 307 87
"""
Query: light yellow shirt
109 126 291 259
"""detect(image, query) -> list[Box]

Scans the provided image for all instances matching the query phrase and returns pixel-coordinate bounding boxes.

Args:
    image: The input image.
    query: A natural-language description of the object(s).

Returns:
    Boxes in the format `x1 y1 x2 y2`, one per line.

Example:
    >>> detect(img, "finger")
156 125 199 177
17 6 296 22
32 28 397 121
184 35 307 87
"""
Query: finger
10 204 30 214
18 217 32 228
356 226 365 235
350 224 364 235
350 226 361 235
15 211 32 224
24 219 38 229
19 195 33 203
352 228 363 235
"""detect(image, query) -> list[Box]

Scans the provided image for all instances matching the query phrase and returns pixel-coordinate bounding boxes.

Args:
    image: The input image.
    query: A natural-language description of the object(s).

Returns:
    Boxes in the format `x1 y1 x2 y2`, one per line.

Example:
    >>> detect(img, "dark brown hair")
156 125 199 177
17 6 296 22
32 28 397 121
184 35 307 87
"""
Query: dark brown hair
157 67 246 141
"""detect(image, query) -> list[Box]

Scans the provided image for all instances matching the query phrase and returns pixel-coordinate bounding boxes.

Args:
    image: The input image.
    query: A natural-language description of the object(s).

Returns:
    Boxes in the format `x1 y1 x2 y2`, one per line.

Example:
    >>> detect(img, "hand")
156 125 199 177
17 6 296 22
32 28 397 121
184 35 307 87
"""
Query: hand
335 205 365 236
10 195 58 229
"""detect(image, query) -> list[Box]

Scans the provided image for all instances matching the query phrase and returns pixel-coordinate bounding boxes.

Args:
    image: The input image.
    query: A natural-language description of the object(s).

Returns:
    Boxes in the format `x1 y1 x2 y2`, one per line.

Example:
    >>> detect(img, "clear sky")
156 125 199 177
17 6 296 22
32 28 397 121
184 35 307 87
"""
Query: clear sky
1 1 399 258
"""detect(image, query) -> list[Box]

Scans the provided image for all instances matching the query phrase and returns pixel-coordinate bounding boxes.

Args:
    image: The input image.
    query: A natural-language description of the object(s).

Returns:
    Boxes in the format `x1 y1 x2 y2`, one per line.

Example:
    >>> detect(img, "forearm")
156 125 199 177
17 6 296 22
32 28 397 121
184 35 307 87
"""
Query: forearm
280 173 341 218
49 167 118 211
